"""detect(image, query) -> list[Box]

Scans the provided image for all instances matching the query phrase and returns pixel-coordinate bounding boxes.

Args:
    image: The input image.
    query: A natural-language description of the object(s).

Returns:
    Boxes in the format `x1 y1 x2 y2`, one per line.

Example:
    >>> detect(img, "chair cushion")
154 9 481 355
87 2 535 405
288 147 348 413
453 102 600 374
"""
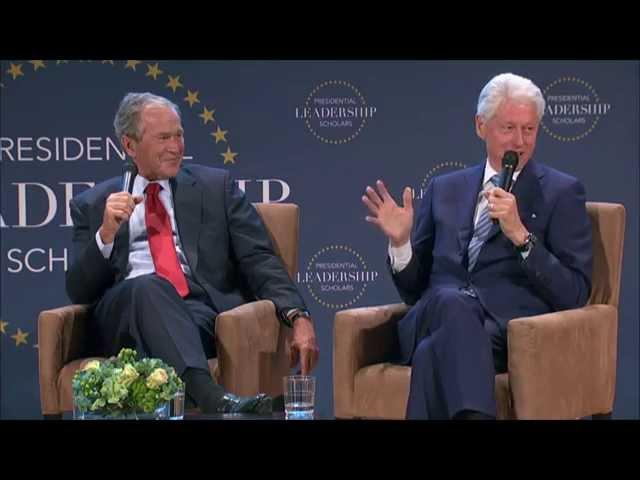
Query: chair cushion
353 364 514 419
354 363 411 419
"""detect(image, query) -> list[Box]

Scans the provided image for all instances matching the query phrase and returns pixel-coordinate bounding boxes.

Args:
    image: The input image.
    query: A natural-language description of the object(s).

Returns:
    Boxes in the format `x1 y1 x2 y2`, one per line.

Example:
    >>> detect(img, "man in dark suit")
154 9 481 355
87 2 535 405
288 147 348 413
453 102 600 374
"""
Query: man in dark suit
362 73 592 419
67 92 319 414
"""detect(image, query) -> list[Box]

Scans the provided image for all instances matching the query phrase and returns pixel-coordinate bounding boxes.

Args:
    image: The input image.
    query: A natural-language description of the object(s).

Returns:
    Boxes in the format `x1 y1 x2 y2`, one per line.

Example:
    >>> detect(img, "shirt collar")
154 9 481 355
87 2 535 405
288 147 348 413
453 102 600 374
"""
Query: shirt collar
483 158 521 186
132 175 171 197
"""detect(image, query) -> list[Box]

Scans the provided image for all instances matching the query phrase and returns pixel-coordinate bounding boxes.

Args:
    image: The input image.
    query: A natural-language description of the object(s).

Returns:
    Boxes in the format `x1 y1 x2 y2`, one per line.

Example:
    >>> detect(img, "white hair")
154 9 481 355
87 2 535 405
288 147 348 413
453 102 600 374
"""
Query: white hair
476 73 545 121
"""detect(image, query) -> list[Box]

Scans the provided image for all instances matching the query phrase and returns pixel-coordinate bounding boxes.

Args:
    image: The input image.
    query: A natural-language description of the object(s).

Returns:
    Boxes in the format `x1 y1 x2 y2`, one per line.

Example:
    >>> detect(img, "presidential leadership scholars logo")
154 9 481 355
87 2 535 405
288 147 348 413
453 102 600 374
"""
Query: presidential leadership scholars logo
414 161 468 200
295 80 377 144
541 77 611 142
297 245 379 309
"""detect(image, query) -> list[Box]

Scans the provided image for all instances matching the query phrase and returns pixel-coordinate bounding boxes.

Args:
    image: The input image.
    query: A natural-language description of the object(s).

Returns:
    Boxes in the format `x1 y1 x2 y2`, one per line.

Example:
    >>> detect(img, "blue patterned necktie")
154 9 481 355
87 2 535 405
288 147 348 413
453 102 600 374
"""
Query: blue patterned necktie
467 174 501 271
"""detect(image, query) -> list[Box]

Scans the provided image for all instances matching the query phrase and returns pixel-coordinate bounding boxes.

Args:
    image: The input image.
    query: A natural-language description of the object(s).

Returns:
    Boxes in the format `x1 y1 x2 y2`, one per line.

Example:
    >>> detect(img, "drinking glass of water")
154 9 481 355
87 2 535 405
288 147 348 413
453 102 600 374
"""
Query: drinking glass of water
169 386 185 420
283 375 315 420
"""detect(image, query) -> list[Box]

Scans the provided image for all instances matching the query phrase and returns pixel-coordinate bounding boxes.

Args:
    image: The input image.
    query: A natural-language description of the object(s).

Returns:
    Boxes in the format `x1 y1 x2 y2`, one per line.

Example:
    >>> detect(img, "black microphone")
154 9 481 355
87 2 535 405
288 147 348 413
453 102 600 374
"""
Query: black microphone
492 151 518 224
498 150 518 192
122 161 138 194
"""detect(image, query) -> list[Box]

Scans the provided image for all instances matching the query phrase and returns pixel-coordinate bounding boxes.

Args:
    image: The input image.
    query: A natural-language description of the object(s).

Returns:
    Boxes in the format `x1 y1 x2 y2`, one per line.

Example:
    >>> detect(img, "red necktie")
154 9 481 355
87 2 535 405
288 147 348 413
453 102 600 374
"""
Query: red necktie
144 183 189 297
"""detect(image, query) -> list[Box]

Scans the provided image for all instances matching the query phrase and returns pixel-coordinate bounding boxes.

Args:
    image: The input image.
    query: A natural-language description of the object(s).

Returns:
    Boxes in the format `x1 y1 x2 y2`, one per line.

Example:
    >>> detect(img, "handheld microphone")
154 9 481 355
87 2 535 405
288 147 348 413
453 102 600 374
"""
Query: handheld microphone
499 150 518 192
492 151 518 224
122 161 138 194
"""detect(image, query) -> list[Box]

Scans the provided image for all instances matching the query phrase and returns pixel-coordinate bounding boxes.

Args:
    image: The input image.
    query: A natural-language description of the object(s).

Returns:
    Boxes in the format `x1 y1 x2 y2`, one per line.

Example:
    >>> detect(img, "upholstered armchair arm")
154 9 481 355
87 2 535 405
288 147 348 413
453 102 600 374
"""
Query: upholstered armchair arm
508 304 618 419
333 303 409 418
215 300 292 397
37 304 91 415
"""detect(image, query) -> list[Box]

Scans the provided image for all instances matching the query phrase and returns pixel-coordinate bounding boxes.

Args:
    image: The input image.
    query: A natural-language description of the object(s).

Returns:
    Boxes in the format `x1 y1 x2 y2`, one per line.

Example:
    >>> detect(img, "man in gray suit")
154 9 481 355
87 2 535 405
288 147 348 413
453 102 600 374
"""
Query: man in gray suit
67 92 319 414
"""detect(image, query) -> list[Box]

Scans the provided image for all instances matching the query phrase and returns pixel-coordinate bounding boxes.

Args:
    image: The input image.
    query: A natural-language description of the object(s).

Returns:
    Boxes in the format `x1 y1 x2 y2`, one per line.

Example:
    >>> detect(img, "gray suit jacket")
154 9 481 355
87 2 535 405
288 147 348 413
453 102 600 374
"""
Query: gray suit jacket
66 164 307 320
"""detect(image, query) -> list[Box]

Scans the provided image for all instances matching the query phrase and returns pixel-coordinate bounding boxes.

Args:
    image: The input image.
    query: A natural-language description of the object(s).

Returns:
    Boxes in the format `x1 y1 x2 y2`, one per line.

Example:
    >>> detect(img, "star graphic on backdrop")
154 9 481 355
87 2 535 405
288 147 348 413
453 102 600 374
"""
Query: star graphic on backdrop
28 60 46 71
0 320 8 334
11 328 29 347
183 90 200 107
145 63 163 80
56 60 69 65
101 60 115 65
221 147 238 164
211 126 228 143
199 106 215 124
166 75 183 93
125 60 142 71
7 63 24 80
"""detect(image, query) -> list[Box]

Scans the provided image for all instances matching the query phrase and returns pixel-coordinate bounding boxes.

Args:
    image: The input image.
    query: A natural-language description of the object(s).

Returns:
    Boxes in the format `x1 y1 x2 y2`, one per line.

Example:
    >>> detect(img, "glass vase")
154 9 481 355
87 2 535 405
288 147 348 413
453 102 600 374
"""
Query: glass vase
73 399 169 420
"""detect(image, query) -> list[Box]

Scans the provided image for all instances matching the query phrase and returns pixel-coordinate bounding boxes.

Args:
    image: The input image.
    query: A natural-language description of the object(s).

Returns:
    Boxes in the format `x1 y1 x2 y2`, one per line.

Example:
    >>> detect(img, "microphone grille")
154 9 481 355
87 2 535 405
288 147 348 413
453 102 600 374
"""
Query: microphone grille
123 160 138 175
502 151 518 169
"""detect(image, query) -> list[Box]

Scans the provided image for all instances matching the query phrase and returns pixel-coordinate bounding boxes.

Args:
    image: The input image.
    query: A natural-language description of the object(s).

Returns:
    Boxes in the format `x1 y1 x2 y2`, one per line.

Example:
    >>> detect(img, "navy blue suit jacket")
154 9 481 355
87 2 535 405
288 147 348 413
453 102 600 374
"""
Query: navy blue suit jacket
65 164 307 319
393 160 593 364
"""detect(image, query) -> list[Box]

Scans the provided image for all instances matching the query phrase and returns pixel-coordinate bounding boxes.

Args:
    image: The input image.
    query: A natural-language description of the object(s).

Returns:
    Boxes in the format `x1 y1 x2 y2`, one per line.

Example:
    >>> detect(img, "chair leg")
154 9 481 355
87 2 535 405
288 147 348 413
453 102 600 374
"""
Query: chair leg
592 412 612 420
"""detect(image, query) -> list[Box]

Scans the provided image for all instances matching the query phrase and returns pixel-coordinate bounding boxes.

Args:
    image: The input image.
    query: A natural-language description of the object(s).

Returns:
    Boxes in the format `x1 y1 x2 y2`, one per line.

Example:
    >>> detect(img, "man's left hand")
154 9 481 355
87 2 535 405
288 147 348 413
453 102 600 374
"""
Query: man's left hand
289 316 320 375
486 187 528 246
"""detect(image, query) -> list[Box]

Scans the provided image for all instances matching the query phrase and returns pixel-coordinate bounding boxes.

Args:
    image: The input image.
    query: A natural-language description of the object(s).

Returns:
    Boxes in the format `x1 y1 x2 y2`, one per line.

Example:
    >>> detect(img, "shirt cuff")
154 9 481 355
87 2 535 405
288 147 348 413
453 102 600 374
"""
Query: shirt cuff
388 240 412 273
95 230 114 259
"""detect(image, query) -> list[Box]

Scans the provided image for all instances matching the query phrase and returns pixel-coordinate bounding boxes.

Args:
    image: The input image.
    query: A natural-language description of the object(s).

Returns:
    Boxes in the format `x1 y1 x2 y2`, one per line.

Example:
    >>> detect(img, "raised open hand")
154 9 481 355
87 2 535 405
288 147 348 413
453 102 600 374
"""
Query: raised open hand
362 180 414 247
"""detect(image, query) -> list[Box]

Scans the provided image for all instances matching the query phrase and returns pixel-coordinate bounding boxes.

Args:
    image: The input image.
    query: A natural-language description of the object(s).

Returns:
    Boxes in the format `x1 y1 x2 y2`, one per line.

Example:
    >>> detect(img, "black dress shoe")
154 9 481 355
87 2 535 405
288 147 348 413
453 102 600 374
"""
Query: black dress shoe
185 393 198 410
216 393 273 414
271 394 285 412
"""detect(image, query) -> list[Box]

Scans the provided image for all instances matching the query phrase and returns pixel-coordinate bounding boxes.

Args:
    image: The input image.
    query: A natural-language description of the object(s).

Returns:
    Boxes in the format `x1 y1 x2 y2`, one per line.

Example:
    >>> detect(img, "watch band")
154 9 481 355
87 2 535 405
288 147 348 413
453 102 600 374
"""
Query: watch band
516 232 536 254
284 308 311 327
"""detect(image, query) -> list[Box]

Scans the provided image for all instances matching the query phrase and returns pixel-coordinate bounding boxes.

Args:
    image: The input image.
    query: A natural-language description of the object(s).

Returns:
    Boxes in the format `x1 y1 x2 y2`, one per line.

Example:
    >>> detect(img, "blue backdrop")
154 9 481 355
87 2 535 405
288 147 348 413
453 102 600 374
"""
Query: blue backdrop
1 60 638 419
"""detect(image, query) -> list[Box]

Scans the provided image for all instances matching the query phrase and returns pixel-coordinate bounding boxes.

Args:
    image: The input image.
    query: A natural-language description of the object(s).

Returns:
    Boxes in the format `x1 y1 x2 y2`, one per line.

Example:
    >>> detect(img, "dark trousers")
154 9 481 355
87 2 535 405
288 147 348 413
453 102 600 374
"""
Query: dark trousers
406 287 507 419
89 274 218 376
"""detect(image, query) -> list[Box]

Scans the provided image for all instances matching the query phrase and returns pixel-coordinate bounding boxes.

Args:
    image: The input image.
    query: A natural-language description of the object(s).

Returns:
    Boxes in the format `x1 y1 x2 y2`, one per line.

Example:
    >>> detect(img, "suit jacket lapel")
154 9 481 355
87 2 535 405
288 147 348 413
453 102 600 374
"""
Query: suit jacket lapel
511 159 544 230
113 221 130 280
171 169 203 272
457 164 485 253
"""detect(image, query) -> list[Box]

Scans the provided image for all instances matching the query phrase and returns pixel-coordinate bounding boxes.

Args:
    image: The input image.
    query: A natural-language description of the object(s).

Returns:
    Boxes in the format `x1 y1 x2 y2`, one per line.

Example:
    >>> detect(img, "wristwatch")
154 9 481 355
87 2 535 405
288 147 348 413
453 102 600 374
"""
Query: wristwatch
516 232 537 258
284 308 311 327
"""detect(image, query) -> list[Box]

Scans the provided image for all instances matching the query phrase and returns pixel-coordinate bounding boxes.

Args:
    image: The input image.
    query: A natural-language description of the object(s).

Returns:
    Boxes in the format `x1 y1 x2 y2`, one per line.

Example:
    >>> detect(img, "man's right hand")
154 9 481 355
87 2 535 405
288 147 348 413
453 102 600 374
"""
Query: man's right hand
98 192 143 244
362 180 414 247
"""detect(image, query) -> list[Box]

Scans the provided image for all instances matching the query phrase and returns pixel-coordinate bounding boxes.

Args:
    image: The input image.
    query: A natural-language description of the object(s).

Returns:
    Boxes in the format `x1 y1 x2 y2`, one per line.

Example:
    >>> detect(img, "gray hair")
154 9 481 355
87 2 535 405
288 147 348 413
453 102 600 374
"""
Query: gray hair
476 73 545 122
113 92 181 144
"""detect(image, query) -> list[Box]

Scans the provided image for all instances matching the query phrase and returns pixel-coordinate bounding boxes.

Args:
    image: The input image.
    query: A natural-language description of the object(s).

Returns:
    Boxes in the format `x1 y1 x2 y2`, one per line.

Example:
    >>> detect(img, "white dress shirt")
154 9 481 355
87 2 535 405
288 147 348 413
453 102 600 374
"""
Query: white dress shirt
95 175 192 280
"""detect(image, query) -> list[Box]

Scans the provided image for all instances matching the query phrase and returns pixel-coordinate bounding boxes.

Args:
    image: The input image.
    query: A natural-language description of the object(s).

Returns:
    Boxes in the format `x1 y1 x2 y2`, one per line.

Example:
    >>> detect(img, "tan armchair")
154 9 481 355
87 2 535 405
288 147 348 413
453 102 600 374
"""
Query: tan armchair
38 203 299 418
334 202 625 420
